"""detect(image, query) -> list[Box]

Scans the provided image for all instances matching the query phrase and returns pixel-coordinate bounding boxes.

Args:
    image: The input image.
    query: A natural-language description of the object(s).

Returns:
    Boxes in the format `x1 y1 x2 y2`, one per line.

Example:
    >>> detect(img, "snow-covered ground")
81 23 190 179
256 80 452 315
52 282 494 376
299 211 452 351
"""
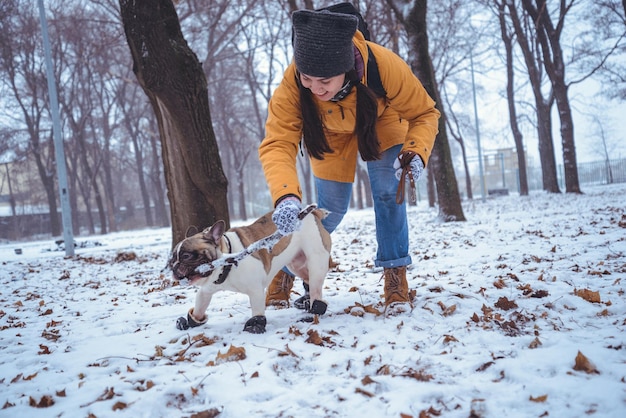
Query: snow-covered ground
1 183 624 417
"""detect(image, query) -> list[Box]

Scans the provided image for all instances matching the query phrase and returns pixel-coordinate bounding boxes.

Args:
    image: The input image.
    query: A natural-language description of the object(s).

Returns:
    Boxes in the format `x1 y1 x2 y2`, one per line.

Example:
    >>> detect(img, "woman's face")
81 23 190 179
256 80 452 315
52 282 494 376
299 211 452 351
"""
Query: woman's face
299 73 346 101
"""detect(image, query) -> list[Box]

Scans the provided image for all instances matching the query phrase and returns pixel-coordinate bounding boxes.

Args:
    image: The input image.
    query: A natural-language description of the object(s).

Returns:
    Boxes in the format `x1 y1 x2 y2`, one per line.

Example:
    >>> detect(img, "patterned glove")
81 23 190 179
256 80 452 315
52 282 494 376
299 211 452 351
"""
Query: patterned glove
272 197 302 235
394 152 425 183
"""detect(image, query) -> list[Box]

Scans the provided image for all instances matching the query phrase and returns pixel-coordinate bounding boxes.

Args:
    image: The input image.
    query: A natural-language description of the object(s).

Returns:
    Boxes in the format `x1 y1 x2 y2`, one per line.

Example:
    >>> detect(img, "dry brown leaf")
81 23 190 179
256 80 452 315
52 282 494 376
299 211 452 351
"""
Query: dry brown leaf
56 389 66 397
23 372 38 381
192 333 218 347
420 406 442 417
531 290 549 298
355 387 374 398
518 283 533 295
305 330 324 346
29 395 55 408
574 288 601 303
481 304 493 316
345 302 383 316
529 394 548 403
41 330 60 341
597 309 610 317
529 337 542 349
376 364 392 375
573 351 599 374
134 380 155 391
401 368 434 382
112 401 128 410
437 301 456 316
115 251 137 262
277 344 299 358
215 345 246 364
443 304 456 316
97 387 116 402
476 361 494 372
2 401 15 409
38 344 51 355
190 408 221 418
494 296 518 311
361 375 376 385
288 326 302 336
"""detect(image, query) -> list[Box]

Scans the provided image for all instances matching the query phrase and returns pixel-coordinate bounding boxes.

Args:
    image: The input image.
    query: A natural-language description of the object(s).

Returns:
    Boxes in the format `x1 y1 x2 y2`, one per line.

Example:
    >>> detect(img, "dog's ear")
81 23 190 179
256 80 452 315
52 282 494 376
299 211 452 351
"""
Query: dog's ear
203 220 225 243
185 226 199 237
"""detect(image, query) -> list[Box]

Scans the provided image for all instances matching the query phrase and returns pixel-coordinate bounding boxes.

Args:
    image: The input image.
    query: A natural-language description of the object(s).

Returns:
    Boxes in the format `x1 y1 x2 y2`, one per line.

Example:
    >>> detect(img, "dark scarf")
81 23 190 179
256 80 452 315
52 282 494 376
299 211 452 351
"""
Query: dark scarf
331 46 365 102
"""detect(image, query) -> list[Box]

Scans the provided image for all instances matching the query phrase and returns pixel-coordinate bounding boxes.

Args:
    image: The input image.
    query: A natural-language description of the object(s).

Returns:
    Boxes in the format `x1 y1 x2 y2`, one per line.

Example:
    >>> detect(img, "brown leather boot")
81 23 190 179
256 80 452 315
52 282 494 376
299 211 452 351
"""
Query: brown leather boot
383 266 410 306
265 270 295 308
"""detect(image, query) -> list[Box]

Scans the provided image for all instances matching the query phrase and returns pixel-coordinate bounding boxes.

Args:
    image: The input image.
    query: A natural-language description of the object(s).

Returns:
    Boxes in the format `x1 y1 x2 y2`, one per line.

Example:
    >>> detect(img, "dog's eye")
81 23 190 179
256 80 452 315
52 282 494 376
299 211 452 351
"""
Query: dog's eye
180 253 196 262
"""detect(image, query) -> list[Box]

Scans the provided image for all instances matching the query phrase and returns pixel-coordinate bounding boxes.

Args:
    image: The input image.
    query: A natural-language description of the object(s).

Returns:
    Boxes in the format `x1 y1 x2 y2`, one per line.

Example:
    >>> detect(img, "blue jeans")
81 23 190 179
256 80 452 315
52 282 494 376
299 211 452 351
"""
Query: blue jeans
315 144 411 268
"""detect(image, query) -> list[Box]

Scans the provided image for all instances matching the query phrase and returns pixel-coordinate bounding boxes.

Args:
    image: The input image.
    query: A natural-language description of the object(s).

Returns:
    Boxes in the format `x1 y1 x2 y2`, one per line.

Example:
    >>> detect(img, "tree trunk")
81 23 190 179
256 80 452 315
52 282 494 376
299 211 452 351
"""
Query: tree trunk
102 126 119 232
497 0 529 196
553 79 581 193
521 0 581 193
426 169 436 208
405 0 465 221
443 107 472 199
36 134 62 236
120 0 229 246
507 1 560 193
149 131 170 227
129 130 154 227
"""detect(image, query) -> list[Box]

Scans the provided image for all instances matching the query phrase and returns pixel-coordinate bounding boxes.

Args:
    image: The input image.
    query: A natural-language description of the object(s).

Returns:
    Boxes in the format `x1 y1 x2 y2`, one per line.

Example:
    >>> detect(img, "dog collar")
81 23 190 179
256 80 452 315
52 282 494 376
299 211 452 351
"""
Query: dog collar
222 234 232 254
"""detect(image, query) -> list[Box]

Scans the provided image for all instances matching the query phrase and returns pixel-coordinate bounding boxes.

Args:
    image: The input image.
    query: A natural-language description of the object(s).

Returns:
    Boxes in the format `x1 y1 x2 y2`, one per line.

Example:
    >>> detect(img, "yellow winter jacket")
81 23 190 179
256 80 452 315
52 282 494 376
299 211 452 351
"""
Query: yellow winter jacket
259 31 440 205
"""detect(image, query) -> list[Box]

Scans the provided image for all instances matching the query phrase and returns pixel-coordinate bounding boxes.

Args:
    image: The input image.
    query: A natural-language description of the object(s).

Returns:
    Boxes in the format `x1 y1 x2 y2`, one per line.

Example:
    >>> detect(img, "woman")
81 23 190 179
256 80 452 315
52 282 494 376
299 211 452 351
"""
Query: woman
260 8 440 312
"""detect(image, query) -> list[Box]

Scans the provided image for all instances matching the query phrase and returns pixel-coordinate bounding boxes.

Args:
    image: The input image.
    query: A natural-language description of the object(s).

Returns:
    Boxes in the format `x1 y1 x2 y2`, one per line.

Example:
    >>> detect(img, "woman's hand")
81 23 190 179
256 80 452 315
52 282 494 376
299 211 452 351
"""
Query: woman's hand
394 152 424 183
272 197 302 235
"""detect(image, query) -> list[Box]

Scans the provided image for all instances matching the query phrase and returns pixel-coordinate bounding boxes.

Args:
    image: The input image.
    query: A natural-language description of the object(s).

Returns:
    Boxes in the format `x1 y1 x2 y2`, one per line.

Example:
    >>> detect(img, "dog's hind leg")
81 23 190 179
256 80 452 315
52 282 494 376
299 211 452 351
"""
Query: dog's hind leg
302 252 330 315
243 284 267 334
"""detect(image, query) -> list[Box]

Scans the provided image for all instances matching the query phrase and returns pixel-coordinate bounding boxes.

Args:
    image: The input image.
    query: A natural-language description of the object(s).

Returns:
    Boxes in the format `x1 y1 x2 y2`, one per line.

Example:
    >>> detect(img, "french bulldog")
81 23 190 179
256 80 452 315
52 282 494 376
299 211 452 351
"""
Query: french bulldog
168 207 331 333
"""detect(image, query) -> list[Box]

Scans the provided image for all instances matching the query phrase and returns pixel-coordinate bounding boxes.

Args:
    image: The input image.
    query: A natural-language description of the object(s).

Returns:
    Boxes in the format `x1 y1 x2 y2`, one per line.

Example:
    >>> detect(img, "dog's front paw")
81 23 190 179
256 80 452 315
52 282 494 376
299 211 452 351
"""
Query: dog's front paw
176 316 189 330
305 299 328 315
243 315 267 334
177 308 207 330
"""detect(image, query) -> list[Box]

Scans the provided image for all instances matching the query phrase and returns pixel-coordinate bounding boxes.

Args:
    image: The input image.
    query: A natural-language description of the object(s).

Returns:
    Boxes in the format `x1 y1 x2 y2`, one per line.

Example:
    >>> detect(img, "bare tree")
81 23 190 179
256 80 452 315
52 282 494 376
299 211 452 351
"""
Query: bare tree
507 1 561 193
494 0 529 195
117 75 157 227
0 3 63 235
577 1 626 101
520 0 581 193
119 0 229 246
442 89 474 199
387 0 466 221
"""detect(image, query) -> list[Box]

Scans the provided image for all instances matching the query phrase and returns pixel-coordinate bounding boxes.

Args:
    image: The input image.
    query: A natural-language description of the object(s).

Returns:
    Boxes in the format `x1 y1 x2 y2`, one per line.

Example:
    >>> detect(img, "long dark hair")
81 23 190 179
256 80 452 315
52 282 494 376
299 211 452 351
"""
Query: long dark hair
298 68 381 161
